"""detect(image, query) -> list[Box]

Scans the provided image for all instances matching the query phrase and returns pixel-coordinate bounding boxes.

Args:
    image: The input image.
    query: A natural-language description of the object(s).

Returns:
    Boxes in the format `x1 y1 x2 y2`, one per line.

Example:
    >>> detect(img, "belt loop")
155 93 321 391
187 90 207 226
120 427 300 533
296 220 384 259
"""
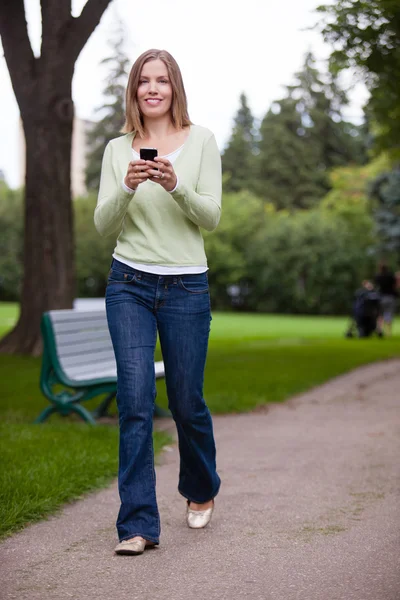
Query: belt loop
173 276 178 285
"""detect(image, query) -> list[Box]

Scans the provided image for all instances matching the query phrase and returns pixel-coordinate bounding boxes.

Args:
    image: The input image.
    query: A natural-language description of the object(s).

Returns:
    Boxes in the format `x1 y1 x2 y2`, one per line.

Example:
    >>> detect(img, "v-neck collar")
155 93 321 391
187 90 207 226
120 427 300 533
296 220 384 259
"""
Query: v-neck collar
125 125 195 171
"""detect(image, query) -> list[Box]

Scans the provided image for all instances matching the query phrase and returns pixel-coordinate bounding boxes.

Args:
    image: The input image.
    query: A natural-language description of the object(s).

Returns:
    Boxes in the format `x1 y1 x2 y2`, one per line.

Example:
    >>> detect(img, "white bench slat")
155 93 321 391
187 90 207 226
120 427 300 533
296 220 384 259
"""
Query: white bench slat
52 318 109 335
54 330 111 347
64 360 117 380
57 340 114 358
154 361 165 377
65 365 117 381
59 351 116 369
63 360 165 382
49 310 107 323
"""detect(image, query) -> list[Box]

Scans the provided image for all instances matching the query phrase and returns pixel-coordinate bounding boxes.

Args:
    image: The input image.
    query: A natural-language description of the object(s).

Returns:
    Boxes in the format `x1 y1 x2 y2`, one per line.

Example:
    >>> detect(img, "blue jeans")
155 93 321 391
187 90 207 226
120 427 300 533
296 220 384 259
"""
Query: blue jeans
105 258 221 543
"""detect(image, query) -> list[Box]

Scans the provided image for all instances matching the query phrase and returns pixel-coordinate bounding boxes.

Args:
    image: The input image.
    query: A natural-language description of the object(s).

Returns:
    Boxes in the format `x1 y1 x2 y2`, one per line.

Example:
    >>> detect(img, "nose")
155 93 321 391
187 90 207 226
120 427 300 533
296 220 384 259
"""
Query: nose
149 80 158 94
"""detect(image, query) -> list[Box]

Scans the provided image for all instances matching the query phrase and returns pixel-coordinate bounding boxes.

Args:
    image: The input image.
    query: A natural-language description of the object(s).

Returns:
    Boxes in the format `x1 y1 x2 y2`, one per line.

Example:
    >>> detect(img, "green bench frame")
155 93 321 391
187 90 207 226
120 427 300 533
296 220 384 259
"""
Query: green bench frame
36 309 167 425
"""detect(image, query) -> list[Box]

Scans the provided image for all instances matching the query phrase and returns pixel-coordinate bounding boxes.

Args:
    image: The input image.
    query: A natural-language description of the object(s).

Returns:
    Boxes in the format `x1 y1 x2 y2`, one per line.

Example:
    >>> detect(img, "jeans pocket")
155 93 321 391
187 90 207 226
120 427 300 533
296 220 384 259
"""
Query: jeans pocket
107 268 136 284
178 274 209 294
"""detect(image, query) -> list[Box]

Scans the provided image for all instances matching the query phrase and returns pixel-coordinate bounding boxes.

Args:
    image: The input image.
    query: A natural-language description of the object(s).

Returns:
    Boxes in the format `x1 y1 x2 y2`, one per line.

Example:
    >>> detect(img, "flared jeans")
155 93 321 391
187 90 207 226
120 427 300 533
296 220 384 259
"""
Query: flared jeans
106 259 221 544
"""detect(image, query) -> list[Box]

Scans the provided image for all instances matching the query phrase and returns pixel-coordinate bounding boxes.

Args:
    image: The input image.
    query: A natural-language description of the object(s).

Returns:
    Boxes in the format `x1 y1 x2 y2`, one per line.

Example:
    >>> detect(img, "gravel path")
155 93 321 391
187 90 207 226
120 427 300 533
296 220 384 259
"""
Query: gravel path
1 360 400 600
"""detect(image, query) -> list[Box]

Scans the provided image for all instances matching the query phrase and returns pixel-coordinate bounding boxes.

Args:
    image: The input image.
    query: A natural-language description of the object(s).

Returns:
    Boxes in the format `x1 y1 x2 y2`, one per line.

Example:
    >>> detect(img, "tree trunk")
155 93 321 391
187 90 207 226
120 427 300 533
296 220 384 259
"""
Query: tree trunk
0 98 75 355
0 0 113 356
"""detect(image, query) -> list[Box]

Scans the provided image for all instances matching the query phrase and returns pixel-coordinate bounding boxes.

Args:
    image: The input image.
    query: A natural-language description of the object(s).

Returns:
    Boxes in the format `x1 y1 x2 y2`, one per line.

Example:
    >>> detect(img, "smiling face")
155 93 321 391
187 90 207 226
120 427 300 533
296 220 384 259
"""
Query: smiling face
123 49 191 137
137 59 173 121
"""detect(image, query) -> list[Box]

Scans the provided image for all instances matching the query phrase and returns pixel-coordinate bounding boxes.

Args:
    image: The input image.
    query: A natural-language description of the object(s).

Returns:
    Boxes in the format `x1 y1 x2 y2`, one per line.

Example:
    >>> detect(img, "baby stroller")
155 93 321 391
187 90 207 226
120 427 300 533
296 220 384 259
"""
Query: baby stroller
345 287 381 338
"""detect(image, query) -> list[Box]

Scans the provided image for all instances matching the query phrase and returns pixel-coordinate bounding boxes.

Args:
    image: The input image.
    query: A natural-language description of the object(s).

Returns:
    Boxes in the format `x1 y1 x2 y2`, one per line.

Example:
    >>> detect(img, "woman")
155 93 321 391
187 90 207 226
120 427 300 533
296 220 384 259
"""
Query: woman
94 49 222 555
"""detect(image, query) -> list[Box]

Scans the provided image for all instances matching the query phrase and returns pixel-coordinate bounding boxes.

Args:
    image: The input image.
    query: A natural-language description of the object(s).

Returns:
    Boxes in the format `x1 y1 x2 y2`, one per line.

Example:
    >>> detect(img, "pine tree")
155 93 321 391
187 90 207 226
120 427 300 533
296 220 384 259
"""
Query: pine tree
256 52 366 209
222 93 257 193
369 168 400 258
85 25 130 192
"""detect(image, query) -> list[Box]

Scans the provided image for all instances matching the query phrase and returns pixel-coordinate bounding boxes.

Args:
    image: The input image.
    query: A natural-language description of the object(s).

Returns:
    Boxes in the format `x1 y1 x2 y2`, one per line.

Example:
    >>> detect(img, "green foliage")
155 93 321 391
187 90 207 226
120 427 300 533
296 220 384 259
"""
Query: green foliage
316 0 400 158
244 209 375 314
369 167 400 257
320 156 386 242
322 155 390 210
203 191 267 307
85 25 130 192
0 184 23 301
222 93 258 193
74 194 115 297
256 52 367 209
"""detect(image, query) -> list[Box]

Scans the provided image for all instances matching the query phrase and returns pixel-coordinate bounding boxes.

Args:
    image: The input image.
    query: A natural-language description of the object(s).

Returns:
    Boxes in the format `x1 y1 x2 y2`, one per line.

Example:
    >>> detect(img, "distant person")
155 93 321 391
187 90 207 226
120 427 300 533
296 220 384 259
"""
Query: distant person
374 263 398 336
95 49 221 556
346 279 381 338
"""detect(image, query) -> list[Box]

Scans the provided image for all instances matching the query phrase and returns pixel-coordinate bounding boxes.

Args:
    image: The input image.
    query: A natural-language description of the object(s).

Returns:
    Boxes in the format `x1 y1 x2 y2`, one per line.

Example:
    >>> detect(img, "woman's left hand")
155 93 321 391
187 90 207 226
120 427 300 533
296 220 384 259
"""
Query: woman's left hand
146 157 177 192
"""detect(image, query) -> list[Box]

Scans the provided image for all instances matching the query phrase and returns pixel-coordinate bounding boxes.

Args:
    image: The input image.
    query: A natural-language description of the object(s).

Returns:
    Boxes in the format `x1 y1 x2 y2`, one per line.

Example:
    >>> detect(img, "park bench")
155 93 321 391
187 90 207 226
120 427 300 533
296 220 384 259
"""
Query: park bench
36 308 166 425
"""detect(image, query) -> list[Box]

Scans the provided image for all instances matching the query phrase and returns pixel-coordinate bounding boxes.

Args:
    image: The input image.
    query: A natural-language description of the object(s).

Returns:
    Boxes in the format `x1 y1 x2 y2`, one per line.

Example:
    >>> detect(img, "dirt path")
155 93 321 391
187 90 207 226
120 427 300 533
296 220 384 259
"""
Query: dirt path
1 360 400 600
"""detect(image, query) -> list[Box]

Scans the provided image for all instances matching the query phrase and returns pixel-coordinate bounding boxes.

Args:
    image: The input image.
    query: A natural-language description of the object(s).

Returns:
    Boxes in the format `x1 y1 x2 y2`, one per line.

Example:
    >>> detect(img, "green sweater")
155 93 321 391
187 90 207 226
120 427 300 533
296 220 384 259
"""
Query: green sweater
94 125 222 267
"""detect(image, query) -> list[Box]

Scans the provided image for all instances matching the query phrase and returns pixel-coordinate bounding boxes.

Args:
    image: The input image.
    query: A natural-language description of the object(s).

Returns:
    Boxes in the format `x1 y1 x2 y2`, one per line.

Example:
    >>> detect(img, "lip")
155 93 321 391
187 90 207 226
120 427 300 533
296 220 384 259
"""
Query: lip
145 98 162 104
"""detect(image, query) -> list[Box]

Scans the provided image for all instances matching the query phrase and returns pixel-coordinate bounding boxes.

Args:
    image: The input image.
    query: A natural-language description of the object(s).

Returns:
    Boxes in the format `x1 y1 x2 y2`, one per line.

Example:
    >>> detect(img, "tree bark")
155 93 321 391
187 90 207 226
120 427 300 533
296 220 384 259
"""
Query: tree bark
0 0 112 355
1 95 75 355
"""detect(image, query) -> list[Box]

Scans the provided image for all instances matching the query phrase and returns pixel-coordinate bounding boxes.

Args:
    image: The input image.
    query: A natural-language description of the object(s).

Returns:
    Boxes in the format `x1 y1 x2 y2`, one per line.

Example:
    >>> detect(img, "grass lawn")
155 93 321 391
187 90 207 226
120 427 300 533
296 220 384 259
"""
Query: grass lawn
0 302 19 337
1 303 399 539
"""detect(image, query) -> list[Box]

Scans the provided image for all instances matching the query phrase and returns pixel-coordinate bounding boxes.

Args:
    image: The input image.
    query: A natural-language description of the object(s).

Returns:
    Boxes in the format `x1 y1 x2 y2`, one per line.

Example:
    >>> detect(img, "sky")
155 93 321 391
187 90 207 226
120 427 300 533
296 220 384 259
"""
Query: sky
0 0 369 188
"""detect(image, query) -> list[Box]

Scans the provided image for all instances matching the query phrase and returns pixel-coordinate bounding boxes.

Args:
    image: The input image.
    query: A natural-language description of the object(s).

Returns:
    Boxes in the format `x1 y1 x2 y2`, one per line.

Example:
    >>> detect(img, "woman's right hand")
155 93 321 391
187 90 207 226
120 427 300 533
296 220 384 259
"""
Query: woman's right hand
124 159 149 191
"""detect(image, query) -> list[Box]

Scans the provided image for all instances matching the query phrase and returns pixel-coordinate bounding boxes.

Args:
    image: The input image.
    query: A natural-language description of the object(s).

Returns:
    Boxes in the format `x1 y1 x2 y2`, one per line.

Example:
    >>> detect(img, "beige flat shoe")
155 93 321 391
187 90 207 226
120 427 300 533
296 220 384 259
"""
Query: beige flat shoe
114 537 156 555
187 500 214 529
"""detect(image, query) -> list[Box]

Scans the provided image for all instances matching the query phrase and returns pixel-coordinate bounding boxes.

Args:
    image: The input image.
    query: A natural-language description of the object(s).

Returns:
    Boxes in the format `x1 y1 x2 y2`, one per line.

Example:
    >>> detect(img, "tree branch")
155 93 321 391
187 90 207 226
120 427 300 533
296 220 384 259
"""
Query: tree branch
40 0 72 58
67 0 113 62
0 0 36 104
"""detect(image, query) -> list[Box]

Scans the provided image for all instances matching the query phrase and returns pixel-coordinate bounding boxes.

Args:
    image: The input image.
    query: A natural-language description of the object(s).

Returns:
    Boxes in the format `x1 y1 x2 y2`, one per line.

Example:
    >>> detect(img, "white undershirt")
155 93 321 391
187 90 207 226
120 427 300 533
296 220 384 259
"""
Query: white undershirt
115 145 207 275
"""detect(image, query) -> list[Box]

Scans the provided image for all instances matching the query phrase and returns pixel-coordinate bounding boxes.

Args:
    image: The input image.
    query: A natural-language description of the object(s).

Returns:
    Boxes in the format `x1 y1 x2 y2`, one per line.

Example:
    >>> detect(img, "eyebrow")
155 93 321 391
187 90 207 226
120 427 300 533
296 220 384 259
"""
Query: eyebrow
140 74 169 79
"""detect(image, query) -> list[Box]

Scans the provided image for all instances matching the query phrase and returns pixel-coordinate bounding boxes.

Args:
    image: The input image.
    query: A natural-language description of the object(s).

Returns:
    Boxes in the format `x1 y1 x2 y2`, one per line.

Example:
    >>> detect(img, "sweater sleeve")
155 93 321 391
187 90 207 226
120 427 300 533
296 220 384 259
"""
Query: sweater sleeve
170 134 222 232
94 142 133 237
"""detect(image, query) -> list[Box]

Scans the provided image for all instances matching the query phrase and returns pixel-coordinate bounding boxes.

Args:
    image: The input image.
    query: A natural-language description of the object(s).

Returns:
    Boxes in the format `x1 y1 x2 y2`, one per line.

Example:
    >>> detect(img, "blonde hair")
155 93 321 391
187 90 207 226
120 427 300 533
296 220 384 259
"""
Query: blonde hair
122 49 191 137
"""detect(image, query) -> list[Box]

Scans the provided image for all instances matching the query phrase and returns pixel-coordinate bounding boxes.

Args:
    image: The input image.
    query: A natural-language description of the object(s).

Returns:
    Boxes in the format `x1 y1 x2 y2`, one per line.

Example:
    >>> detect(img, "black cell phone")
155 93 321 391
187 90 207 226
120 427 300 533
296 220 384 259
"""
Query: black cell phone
140 147 158 162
